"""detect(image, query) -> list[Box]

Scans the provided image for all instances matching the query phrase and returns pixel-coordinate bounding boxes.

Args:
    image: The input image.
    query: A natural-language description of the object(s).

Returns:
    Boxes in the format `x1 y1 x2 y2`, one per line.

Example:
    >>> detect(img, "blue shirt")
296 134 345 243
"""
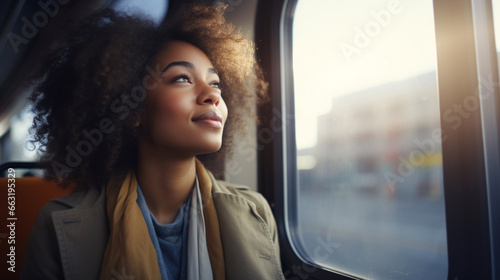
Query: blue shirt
137 184 192 280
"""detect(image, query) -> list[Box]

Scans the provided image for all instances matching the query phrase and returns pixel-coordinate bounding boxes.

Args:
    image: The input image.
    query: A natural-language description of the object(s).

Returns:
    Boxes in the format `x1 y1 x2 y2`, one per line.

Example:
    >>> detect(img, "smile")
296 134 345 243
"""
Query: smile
192 110 223 128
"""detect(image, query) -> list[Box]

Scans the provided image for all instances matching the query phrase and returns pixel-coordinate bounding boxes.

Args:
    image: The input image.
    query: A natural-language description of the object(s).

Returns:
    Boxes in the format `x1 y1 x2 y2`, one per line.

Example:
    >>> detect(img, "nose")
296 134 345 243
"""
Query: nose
197 84 221 106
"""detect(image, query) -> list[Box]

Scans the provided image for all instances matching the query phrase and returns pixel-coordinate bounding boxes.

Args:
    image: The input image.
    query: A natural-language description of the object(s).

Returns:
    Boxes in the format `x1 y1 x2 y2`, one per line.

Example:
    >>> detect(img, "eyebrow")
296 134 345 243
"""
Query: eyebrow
161 60 218 74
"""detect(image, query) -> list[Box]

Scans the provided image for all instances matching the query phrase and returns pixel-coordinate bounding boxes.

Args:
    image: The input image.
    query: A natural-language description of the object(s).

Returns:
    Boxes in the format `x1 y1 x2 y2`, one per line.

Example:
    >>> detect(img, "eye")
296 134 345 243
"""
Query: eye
210 81 222 89
171 74 191 83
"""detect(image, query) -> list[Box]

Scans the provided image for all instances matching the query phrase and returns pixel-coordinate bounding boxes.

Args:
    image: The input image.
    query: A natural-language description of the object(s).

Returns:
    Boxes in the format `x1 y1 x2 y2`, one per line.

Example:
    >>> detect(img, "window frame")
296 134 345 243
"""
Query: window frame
256 0 358 279
255 0 499 279
433 0 498 278
471 0 500 276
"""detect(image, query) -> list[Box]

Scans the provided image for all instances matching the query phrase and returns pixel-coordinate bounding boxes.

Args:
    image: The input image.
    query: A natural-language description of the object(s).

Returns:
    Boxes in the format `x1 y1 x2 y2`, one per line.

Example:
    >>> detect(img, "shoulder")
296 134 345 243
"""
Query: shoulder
212 180 275 224
21 189 93 279
30 186 105 234
22 186 107 279
213 180 267 206
211 178 283 279
49 186 105 209
31 186 105 229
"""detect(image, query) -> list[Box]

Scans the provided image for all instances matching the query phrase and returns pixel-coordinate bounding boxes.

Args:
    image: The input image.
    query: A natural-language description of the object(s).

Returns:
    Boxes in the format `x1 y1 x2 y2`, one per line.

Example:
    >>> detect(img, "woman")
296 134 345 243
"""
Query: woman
21 5 284 280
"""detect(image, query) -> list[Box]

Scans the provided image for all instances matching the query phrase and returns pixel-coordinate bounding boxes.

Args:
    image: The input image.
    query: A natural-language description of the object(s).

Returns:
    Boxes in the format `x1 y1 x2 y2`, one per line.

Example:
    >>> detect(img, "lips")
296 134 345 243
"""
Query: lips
192 110 223 128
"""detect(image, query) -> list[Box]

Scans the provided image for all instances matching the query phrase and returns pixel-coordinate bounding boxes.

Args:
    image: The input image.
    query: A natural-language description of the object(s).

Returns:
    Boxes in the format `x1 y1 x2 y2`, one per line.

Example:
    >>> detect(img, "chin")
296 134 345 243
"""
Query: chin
193 142 222 155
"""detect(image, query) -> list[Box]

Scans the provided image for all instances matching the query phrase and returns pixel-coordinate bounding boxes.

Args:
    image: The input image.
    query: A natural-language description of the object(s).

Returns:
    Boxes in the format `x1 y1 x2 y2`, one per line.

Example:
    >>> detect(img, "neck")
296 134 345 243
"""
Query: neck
136 144 196 225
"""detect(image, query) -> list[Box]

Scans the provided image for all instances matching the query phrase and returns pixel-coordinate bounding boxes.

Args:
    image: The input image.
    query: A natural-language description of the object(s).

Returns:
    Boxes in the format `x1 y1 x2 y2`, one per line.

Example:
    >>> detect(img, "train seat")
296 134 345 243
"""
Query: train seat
0 168 70 279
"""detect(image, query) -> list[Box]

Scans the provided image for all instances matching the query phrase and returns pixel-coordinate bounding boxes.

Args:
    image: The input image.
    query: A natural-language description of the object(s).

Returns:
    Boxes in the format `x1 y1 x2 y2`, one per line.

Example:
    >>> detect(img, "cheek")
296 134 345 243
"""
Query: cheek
148 92 192 121
142 94 191 143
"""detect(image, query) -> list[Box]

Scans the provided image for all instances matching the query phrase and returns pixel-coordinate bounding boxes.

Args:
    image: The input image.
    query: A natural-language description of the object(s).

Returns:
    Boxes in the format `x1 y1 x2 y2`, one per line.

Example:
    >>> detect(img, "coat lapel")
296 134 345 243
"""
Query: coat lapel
51 187 109 280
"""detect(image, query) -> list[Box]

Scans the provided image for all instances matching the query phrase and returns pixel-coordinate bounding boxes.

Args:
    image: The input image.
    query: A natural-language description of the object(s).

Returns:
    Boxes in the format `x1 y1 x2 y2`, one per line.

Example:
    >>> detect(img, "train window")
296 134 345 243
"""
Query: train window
287 0 447 279
494 0 500 74
111 0 168 23
0 106 37 163
494 0 500 52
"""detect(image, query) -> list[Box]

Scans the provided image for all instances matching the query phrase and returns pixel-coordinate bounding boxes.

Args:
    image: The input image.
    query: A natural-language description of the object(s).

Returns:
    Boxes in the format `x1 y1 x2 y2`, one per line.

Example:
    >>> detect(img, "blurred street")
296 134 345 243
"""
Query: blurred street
294 188 448 280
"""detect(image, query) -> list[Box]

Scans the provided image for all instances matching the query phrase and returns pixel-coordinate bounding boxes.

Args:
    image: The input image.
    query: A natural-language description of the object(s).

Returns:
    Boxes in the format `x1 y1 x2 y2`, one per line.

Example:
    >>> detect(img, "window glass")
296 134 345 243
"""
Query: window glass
111 0 168 24
1 105 37 163
493 0 500 51
493 0 500 66
289 1 448 279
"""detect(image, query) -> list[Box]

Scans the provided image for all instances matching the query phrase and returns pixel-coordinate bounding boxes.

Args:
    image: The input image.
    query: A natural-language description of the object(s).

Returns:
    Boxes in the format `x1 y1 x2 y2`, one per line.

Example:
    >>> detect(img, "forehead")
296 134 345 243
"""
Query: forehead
155 40 215 69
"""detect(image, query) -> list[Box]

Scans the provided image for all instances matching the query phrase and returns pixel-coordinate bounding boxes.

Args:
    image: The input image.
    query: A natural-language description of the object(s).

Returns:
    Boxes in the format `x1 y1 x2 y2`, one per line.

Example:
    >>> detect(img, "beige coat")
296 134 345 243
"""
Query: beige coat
20 172 285 280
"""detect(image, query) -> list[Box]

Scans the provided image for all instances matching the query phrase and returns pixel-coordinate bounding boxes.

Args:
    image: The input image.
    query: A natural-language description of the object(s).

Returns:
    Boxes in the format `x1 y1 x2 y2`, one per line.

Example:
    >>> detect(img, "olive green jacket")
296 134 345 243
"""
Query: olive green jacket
20 173 285 280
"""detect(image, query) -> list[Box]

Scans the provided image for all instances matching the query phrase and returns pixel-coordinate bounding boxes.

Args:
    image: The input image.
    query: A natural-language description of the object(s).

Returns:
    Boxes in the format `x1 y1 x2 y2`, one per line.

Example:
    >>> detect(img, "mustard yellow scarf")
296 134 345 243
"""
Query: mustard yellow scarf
99 159 225 280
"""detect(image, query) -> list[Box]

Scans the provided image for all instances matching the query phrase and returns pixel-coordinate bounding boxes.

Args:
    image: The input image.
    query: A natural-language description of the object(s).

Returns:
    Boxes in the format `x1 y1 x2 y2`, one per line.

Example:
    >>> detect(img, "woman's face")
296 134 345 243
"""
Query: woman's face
139 40 228 157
